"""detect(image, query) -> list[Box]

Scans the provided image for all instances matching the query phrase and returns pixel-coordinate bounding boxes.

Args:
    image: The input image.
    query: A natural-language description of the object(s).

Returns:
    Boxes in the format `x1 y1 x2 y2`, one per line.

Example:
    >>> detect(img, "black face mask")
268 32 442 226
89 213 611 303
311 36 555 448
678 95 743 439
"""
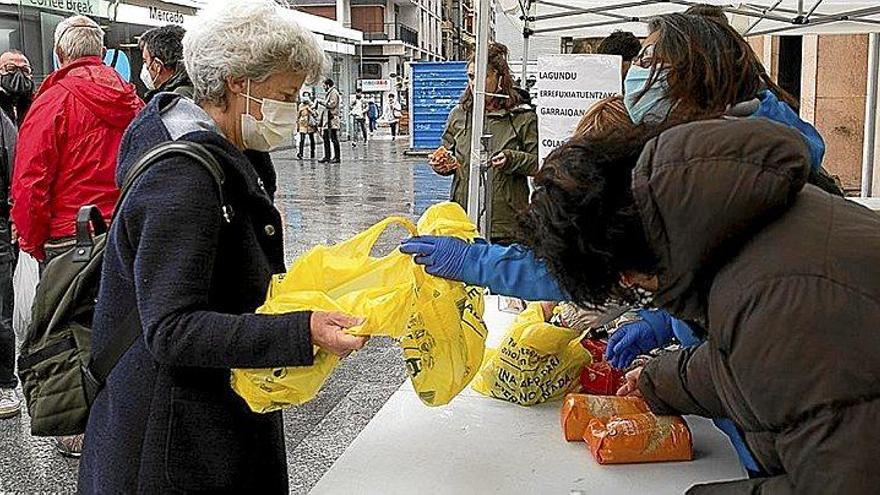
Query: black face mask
0 71 34 99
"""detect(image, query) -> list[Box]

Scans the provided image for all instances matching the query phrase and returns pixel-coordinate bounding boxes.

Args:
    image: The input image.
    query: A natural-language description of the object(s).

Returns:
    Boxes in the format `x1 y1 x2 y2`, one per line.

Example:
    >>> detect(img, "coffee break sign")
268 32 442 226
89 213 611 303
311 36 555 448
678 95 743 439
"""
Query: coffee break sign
21 0 100 16
535 55 622 165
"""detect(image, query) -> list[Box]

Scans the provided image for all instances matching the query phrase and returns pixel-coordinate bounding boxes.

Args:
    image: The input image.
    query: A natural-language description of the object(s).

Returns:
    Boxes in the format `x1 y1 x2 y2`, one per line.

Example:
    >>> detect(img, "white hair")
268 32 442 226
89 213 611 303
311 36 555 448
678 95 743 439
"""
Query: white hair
54 15 104 60
183 0 328 105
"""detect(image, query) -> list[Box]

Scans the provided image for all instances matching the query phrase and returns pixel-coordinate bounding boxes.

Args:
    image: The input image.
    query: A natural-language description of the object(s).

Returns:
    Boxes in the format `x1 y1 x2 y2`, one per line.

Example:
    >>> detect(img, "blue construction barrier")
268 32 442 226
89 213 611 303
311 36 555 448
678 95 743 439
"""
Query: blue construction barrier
409 61 468 151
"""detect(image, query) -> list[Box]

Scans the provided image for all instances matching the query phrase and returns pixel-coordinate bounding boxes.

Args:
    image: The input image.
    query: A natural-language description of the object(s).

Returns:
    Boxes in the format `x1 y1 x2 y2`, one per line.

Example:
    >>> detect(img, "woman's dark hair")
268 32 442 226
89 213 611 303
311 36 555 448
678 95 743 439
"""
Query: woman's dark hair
324 78 334 87
460 42 520 111
519 132 658 307
684 4 729 24
682 6 799 110
597 31 642 60
640 13 798 118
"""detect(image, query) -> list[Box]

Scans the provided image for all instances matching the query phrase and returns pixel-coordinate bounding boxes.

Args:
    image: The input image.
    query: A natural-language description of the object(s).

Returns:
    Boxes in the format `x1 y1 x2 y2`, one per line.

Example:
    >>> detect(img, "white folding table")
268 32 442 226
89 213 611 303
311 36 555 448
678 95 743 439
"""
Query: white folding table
312 298 746 494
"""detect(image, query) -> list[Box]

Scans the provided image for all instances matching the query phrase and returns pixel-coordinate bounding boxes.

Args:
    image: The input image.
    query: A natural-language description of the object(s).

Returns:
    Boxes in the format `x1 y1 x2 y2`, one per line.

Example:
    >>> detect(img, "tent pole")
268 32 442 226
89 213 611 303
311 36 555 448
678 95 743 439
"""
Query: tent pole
747 9 880 37
467 0 491 230
533 0 646 22
521 0 532 83
744 0 783 34
532 18 633 35
862 33 879 197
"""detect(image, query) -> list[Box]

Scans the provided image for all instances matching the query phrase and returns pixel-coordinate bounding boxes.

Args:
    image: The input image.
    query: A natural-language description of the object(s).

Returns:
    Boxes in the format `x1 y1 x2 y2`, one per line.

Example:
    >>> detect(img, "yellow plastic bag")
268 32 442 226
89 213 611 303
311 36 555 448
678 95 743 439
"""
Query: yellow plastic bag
231 202 488 412
472 303 591 406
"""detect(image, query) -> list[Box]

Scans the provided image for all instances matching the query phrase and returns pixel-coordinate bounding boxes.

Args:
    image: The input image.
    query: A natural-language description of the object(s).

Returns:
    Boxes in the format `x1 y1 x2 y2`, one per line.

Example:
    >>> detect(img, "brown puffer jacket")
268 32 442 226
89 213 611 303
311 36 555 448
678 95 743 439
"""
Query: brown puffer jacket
633 118 880 494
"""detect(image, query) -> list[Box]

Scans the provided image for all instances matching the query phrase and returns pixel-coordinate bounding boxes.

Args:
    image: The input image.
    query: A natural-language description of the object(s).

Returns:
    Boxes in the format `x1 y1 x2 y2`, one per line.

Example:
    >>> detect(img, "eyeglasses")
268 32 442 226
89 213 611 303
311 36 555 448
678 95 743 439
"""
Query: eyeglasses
633 44 656 69
0 63 32 77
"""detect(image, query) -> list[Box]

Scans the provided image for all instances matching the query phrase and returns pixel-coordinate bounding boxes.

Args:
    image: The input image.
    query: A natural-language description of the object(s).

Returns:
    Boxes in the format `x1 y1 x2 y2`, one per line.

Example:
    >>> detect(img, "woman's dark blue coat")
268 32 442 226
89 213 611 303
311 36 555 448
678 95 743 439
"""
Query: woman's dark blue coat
78 94 313 493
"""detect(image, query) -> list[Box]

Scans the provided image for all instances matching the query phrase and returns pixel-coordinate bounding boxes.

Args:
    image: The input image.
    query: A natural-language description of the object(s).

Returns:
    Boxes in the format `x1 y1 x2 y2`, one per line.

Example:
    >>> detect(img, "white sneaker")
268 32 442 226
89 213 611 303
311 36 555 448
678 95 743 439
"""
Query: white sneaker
0 388 21 419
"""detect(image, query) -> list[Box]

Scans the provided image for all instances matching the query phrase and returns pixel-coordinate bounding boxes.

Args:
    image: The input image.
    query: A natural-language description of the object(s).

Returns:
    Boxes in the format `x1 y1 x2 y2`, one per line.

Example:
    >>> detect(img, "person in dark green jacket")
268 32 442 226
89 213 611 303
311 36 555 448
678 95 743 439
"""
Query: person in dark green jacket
430 42 538 244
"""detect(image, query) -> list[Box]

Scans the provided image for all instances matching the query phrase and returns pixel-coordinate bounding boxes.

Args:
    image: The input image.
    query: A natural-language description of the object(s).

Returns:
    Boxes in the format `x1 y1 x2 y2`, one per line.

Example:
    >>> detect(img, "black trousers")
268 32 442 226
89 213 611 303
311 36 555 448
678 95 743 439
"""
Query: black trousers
390 122 398 139
298 132 315 157
354 119 367 142
322 128 340 160
0 218 16 389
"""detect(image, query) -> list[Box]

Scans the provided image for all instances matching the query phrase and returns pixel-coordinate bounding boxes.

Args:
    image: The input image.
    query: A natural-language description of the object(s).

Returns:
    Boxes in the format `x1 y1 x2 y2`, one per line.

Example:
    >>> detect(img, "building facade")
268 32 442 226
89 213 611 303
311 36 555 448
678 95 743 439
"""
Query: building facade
298 0 444 81
750 33 875 195
0 0 205 85
0 1 362 92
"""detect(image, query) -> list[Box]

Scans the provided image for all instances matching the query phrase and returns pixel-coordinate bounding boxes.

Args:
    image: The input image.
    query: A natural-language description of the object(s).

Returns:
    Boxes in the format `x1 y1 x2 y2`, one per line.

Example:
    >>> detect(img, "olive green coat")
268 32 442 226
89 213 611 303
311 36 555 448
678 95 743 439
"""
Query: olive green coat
440 103 538 241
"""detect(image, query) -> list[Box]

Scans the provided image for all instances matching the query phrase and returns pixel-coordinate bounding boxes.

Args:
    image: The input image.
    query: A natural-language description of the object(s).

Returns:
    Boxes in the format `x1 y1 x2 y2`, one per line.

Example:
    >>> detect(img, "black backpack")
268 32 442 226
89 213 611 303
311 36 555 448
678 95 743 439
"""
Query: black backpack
17 141 229 436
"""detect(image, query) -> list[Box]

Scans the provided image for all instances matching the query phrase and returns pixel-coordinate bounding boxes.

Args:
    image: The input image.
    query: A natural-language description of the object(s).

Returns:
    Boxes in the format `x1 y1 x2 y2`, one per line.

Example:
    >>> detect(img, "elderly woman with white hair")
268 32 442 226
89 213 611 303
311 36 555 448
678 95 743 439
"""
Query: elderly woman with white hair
78 1 367 492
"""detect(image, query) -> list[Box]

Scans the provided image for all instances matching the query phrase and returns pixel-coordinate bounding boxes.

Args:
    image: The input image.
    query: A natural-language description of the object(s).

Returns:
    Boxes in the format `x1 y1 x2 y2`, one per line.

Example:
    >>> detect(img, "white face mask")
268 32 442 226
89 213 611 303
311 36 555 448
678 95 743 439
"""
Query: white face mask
140 62 156 91
240 80 298 152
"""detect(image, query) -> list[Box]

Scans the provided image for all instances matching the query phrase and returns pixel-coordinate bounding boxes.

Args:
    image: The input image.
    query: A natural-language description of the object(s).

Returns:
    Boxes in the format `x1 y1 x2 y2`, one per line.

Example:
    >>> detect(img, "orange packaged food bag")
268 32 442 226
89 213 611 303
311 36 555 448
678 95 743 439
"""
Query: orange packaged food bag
429 146 449 162
585 413 693 464
560 394 650 441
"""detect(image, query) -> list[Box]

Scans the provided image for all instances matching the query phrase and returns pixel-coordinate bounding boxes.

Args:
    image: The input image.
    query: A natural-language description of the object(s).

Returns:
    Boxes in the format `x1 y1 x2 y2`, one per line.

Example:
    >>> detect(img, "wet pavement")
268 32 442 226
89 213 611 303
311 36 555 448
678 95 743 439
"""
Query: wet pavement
0 138 452 493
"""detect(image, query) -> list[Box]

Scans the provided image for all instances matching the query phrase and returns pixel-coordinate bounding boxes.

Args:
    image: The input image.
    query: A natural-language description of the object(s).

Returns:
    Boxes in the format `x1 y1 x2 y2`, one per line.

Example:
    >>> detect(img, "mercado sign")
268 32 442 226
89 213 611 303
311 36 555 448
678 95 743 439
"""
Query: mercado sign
148 5 185 24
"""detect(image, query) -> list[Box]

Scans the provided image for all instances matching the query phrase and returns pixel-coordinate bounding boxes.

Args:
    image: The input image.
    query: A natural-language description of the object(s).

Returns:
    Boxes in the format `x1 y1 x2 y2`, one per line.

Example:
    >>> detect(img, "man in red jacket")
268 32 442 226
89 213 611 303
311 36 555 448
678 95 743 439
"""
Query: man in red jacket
11 15 143 262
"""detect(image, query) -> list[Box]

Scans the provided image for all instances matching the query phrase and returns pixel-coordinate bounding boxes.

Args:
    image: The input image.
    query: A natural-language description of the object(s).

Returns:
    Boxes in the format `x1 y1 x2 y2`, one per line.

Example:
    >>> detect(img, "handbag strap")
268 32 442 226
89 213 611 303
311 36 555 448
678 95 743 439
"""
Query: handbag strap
83 140 230 404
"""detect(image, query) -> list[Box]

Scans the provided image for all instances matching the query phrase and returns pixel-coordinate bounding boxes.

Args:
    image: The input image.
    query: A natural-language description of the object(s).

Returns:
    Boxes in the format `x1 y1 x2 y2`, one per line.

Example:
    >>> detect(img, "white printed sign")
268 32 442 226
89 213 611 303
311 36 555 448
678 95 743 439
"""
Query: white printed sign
536 55 622 165
359 79 392 93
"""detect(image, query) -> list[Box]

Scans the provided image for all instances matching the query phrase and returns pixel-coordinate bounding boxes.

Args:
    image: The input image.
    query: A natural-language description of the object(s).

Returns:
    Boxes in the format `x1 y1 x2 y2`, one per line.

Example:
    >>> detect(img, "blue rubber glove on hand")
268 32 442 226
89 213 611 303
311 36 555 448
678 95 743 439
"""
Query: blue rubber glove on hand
605 309 674 369
399 235 473 281
400 237 568 300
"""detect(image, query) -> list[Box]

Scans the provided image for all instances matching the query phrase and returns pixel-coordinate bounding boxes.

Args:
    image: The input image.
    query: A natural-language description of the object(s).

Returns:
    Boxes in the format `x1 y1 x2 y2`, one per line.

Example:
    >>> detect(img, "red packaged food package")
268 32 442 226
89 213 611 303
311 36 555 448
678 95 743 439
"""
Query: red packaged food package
560 394 650 441
581 339 607 363
580 361 626 395
585 413 694 464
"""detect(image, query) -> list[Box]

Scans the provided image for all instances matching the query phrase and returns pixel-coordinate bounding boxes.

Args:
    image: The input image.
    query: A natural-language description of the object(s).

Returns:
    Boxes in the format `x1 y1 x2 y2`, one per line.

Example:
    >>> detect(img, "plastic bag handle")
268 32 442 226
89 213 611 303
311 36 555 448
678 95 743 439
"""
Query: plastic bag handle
339 216 417 260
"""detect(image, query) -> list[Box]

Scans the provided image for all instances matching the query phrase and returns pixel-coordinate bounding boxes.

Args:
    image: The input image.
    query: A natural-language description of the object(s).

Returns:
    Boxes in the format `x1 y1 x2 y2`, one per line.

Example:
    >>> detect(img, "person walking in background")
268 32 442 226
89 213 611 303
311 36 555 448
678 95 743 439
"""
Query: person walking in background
0 107 17 421
0 50 34 127
10 15 143 457
367 96 378 134
297 93 317 159
0 51 33 414
138 24 193 102
317 78 341 163
350 89 367 147
383 92 402 140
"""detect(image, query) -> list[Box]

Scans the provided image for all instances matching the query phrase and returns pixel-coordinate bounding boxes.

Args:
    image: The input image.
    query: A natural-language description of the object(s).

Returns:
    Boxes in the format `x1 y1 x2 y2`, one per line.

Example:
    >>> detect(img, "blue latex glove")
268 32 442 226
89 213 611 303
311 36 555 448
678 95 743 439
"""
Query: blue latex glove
671 318 701 347
752 90 825 170
399 235 471 280
400 237 568 301
605 309 674 369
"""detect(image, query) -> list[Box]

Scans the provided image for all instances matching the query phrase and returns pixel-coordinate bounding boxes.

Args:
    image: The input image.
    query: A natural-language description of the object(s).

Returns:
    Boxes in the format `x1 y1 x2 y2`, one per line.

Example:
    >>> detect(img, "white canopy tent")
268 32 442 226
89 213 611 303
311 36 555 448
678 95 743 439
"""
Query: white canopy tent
499 0 880 39
465 0 880 224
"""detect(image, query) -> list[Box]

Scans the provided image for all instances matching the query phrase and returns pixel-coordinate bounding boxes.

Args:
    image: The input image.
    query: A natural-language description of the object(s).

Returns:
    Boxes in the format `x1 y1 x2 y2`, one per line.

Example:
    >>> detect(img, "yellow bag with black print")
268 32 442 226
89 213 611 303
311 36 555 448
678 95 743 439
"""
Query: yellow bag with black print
231 202 487 412
471 303 591 406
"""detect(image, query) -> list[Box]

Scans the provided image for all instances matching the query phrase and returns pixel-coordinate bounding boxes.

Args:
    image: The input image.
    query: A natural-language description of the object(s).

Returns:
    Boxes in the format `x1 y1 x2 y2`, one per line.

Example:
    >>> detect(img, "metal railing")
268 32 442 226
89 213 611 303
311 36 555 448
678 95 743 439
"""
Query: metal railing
360 22 419 46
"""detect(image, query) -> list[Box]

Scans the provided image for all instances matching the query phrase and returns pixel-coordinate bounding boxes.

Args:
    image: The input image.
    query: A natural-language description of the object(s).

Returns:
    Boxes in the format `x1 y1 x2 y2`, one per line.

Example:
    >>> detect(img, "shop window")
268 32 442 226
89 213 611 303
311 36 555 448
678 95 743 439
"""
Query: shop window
0 15 22 53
